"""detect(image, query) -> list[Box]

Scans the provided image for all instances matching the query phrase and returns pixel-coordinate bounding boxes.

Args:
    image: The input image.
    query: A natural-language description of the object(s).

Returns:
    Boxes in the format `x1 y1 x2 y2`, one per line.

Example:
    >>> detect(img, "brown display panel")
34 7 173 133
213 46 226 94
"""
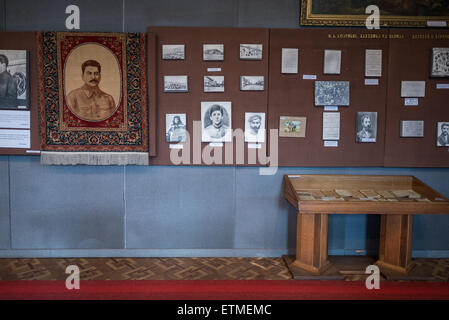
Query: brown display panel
148 33 158 157
384 30 449 167
148 27 269 166
0 32 40 155
268 29 389 167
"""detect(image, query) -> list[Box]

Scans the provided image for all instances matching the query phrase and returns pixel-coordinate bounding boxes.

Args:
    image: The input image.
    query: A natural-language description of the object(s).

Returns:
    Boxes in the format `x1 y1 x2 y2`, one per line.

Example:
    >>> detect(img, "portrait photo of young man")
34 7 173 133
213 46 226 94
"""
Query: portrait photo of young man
201 101 232 142
437 122 449 146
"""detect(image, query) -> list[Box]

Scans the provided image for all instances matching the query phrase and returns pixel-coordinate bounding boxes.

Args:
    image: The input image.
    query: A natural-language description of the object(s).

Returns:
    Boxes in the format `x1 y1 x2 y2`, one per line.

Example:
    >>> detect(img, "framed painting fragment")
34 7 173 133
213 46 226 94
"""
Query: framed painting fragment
38 32 148 165
300 0 449 27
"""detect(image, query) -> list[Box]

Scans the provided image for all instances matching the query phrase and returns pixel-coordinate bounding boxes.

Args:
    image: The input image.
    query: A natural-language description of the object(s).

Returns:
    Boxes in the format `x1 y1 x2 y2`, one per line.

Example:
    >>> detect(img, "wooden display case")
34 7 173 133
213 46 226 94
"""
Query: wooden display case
284 174 449 280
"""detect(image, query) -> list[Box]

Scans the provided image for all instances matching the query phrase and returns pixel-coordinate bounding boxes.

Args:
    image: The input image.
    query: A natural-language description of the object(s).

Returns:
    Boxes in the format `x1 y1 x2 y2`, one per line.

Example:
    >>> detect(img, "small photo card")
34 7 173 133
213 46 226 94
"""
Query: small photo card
437 122 449 146
166 114 187 143
164 75 188 93
279 116 306 138
162 44 185 60
204 76 224 93
240 44 263 60
356 112 377 143
203 44 224 61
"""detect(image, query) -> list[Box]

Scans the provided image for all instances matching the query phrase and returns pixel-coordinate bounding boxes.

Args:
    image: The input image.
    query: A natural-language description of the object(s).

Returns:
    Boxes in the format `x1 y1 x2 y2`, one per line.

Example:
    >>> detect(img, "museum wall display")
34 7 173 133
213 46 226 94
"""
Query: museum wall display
2 27 449 167
147 26 269 166
0 0 448 259
384 29 449 167
268 28 389 167
0 32 40 155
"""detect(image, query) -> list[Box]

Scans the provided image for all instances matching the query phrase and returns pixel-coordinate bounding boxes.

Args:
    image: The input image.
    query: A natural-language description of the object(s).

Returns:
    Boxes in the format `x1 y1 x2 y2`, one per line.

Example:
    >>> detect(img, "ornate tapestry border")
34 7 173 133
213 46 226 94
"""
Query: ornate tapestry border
39 32 148 152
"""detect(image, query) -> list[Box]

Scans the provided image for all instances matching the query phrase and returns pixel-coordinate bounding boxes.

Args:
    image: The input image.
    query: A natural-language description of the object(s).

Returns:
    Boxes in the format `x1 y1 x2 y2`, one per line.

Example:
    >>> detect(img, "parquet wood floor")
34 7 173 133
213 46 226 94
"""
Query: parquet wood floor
0 257 447 281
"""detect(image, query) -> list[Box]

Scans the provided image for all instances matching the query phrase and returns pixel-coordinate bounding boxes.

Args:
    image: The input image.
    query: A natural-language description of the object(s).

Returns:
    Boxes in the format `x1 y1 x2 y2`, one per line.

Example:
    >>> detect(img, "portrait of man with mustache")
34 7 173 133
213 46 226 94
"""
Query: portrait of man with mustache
66 59 116 121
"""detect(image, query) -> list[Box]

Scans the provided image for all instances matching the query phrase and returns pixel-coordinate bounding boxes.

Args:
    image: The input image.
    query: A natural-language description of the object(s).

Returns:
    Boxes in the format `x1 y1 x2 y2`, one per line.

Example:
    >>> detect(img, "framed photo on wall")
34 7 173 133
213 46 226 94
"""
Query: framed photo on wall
203 44 224 61
164 76 188 93
201 101 232 142
431 48 449 78
0 49 29 110
204 76 224 93
240 76 264 91
356 112 377 143
245 112 265 143
437 122 449 147
166 114 187 143
162 45 185 60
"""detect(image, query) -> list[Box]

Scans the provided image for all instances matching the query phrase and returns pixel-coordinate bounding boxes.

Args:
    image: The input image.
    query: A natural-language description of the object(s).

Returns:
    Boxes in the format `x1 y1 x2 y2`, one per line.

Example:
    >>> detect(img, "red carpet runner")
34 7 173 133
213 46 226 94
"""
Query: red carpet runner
1 280 449 300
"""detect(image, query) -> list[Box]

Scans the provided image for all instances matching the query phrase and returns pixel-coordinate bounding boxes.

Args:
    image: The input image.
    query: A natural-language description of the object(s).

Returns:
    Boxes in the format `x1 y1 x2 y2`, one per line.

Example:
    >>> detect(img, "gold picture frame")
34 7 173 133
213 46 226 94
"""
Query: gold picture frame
300 0 449 27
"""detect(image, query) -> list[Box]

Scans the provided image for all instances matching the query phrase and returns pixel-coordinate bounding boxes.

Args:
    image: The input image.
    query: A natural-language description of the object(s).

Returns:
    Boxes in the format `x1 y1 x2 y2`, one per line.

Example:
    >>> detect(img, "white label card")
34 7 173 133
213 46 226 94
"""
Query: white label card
303 74 317 80
324 140 338 147
324 106 338 111
169 144 184 149
0 129 31 148
436 83 449 89
207 68 222 72
209 142 224 147
0 110 30 129
365 79 379 86
427 21 447 27
405 98 419 106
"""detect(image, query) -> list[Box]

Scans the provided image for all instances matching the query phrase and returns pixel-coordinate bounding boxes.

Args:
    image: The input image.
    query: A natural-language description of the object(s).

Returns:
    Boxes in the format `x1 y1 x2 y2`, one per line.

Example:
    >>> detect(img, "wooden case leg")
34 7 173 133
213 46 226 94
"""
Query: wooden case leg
376 214 414 274
291 213 331 275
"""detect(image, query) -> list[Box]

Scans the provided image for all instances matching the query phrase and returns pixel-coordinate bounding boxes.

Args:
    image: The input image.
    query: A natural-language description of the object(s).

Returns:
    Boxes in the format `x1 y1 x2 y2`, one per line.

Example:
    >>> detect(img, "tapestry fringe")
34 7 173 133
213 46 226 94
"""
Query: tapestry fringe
40 152 149 166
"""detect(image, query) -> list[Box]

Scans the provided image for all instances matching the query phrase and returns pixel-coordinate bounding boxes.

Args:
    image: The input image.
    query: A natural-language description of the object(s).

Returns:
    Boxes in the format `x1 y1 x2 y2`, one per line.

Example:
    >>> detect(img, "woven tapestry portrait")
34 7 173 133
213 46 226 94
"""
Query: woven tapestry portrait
39 32 148 165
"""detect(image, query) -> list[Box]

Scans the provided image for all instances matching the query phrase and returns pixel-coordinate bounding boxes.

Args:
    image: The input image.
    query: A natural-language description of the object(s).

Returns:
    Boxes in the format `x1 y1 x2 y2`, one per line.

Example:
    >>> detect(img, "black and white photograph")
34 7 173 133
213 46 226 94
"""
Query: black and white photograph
240 44 263 60
166 114 187 143
356 112 377 143
240 76 264 91
315 81 350 106
437 122 449 146
164 75 188 92
201 101 232 142
431 48 449 77
162 44 185 60
203 44 224 61
204 76 224 93
0 49 29 109
245 112 265 143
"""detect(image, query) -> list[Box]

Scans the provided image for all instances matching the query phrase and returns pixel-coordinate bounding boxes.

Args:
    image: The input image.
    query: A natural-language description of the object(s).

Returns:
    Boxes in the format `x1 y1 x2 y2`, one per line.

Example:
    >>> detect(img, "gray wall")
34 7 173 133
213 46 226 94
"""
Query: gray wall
1 0 448 258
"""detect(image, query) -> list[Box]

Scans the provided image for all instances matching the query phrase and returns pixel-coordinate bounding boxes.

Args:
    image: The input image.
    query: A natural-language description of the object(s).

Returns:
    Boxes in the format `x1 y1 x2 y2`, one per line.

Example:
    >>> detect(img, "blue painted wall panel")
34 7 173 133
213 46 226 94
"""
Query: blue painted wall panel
125 0 239 32
234 167 297 250
5 0 123 32
125 166 236 249
9 157 125 249
238 0 300 28
0 156 10 248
